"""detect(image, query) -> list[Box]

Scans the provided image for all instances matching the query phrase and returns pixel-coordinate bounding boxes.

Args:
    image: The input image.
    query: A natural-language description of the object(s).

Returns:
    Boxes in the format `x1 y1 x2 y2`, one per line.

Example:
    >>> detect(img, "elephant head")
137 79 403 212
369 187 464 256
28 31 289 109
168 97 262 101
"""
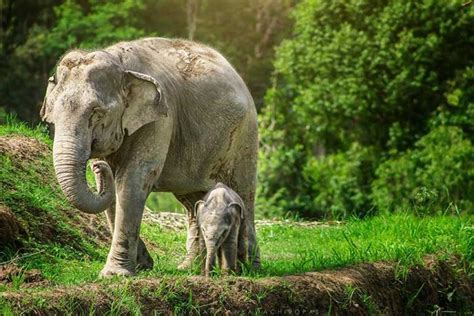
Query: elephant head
195 195 244 277
41 50 168 214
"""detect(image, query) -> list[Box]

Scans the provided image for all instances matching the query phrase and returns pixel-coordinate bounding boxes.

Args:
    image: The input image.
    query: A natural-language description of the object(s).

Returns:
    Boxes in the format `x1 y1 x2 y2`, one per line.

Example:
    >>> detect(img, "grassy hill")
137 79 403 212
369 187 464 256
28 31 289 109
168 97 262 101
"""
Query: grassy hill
0 120 473 314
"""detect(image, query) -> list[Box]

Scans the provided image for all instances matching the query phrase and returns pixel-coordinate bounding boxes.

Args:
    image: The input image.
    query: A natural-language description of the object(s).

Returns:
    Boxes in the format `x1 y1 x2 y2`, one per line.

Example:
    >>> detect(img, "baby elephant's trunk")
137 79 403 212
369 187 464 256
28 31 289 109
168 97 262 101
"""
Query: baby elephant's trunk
204 246 217 277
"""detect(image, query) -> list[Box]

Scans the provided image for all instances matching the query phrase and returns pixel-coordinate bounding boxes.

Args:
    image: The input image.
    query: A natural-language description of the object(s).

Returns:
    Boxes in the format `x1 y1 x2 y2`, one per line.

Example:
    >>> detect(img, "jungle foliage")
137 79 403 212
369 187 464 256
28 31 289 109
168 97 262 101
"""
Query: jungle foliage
0 0 294 122
258 0 474 218
0 0 472 219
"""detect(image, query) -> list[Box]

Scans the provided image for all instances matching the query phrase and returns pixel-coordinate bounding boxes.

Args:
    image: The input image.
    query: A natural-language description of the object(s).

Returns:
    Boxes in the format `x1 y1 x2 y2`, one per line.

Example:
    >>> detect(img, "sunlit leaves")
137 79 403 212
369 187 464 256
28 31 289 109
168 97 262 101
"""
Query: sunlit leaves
258 0 474 218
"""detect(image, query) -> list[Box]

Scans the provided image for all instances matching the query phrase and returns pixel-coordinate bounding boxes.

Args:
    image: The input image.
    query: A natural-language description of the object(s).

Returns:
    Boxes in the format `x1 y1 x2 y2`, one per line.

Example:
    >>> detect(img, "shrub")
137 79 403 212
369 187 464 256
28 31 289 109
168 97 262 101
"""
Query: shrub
258 0 473 218
372 126 474 214
303 143 377 219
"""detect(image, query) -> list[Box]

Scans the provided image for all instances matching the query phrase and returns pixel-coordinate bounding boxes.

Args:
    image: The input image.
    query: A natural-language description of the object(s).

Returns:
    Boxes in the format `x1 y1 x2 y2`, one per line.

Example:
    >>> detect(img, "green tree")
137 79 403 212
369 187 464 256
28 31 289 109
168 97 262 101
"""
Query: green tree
1 0 294 123
0 0 146 123
45 0 145 51
372 126 474 214
0 0 62 121
258 0 474 218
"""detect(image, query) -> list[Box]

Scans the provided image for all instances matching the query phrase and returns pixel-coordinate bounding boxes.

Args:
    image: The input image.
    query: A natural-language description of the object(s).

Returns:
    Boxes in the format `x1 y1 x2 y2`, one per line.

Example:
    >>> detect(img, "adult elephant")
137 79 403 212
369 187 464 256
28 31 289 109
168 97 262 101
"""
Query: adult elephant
40 38 259 277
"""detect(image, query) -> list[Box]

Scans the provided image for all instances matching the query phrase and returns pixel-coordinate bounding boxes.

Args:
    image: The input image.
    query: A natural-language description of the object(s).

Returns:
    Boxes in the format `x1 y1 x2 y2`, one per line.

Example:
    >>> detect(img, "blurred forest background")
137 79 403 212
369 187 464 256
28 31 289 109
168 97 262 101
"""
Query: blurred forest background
0 0 472 219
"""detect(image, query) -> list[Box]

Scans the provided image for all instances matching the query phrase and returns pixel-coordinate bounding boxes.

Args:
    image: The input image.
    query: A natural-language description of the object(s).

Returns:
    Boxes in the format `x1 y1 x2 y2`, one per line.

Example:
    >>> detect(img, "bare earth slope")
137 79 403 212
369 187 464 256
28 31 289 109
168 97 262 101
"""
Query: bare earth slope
0 135 109 251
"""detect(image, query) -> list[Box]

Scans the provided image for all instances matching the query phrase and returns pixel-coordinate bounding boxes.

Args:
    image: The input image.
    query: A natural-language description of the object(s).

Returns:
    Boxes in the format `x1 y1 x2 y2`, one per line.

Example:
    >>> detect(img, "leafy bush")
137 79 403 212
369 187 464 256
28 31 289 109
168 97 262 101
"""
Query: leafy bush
431 66 474 140
257 140 308 219
258 0 473 218
257 142 376 219
303 143 377 219
372 126 474 214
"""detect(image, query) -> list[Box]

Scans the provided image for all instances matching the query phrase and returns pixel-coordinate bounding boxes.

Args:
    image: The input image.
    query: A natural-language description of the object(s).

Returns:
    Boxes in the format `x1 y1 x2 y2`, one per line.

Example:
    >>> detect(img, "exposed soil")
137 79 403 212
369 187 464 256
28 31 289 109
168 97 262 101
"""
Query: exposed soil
0 204 21 249
1 256 472 315
0 136 49 162
0 136 110 252
0 264 47 287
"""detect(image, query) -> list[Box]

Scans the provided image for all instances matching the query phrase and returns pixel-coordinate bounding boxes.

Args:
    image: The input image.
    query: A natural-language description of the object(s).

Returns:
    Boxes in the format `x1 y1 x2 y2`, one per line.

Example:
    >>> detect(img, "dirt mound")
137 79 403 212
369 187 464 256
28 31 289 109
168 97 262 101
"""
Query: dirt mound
0 136 49 161
0 204 21 248
0 264 46 287
0 135 110 253
2 257 472 314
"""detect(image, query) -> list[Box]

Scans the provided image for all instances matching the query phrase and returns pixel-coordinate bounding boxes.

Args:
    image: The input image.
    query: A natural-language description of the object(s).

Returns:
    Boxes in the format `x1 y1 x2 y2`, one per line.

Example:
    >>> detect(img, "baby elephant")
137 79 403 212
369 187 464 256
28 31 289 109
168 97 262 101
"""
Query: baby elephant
195 183 247 277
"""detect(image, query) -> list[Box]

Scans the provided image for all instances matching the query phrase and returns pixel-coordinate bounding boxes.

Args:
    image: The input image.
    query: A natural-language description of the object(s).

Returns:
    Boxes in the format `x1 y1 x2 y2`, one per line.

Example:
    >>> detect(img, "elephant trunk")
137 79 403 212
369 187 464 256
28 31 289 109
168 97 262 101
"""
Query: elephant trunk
204 245 217 277
53 131 114 214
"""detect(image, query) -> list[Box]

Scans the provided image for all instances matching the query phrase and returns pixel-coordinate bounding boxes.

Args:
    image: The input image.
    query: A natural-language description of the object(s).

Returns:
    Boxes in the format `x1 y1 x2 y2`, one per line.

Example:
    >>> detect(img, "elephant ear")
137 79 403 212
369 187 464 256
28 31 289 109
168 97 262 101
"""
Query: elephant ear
122 70 168 136
228 201 245 219
40 75 57 123
193 200 206 219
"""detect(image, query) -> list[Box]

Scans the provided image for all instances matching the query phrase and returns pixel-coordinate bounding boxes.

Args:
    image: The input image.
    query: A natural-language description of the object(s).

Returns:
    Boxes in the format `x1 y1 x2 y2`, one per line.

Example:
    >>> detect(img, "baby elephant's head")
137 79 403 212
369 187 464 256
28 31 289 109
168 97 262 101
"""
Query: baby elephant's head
195 200 243 249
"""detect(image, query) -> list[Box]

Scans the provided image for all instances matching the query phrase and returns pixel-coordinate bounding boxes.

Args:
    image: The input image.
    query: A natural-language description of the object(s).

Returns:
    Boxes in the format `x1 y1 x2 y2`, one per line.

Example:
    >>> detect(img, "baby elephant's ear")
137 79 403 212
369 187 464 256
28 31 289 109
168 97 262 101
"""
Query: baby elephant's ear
193 200 205 218
228 202 245 219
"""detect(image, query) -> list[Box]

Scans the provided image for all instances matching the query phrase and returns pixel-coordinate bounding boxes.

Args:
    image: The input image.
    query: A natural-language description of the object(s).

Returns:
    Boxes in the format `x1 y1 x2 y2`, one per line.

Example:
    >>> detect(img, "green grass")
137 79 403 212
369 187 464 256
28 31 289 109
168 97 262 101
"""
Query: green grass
255 214 472 276
0 117 473 290
0 115 51 145
147 213 473 278
2 213 471 289
146 192 185 213
0 117 106 285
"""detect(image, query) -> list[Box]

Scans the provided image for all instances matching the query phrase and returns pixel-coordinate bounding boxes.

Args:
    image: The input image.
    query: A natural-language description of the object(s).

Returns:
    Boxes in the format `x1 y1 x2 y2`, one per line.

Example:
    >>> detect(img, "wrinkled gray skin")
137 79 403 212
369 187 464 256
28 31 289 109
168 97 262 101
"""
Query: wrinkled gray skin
196 183 247 277
41 37 259 277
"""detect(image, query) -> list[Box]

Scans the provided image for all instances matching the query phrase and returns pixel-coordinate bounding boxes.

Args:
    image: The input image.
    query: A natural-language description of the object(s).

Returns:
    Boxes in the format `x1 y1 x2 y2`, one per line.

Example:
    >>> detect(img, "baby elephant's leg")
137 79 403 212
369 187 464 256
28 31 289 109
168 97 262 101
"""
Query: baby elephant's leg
221 228 239 273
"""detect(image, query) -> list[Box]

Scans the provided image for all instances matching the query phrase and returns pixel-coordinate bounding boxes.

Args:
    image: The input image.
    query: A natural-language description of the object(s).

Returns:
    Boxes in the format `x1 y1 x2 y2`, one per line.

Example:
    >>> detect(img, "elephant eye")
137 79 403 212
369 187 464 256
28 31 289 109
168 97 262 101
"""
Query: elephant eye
48 74 56 84
92 107 106 120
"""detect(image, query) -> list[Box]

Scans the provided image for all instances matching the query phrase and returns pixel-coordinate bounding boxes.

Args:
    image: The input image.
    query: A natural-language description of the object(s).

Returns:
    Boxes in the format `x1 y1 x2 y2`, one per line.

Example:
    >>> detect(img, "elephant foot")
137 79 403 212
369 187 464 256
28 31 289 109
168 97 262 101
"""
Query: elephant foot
252 259 261 269
99 265 135 278
249 252 261 269
136 241 154 271
178 238 200 270
177 256 194 270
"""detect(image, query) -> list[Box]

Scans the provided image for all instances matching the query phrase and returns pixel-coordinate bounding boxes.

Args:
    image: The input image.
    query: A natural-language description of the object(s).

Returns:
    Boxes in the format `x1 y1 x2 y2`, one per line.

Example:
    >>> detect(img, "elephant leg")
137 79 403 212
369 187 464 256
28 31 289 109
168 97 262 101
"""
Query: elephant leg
136 238 154 270
237 220 248 267
100 173 149 277
175 192 206 270
218 247 224 270
94 160 153 271
104 205 115 233
231 148 260 268
221 229 238 274
244 195 260 269
99 116 172 277
104 203 153 271
199 231 207 275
